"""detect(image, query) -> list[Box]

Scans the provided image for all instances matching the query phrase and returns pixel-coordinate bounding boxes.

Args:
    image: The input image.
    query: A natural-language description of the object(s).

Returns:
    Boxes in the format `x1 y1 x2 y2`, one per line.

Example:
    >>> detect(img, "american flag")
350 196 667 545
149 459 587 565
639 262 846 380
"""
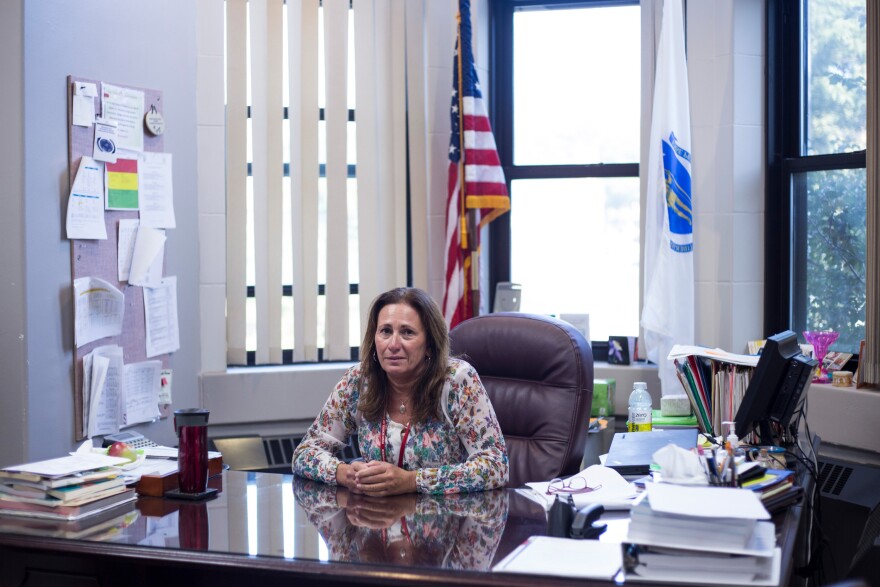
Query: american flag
443 0 510 329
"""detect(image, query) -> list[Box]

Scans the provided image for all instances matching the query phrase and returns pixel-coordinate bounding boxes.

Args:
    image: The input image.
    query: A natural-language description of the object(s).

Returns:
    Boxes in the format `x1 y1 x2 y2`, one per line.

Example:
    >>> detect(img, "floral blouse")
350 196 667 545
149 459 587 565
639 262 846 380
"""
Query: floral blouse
292 358 508 494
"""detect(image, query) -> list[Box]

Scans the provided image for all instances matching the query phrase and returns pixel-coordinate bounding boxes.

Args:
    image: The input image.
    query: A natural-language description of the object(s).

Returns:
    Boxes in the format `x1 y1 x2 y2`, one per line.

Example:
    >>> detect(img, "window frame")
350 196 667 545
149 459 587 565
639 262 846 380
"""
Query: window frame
489 0 641 354
765 0 867 346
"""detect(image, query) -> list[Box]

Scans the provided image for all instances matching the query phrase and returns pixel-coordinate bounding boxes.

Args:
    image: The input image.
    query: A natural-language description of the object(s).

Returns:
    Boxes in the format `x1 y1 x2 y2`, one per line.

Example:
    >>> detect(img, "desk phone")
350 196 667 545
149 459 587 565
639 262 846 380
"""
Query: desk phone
102 431 160 450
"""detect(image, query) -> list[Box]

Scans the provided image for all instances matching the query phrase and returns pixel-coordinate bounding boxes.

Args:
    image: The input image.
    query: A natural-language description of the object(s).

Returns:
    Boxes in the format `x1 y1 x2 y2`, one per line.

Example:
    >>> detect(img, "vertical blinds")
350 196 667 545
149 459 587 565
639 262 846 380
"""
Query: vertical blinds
226 0 427 365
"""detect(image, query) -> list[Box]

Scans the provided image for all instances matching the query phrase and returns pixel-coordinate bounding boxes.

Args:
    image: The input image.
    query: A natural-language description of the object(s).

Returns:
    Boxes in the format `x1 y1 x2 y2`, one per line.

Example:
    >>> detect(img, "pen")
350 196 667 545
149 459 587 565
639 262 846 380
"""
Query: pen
705 451 719 485
695 447 713 484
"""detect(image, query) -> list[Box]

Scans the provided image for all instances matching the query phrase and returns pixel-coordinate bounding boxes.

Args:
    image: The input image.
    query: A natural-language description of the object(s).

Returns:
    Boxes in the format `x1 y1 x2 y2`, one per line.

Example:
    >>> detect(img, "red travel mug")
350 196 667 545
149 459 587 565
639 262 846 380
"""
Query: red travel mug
174 408 210 494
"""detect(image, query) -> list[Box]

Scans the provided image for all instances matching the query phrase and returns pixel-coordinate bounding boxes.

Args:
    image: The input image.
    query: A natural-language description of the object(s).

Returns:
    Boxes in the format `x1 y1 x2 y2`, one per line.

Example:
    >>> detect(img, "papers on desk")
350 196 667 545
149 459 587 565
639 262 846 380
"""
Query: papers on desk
493 536 622 580
622 483 779 585
623 544 782 585
520 465 639 511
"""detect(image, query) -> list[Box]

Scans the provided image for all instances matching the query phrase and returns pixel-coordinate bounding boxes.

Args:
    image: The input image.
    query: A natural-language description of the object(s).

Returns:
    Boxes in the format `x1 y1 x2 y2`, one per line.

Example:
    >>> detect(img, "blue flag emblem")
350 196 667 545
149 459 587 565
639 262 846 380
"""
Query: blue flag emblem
661 132 692 252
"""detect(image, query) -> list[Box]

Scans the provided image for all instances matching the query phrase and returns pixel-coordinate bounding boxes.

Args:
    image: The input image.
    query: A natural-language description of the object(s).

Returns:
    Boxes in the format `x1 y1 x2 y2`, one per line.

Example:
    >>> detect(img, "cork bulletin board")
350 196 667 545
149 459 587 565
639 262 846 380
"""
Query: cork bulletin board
67 75 172 440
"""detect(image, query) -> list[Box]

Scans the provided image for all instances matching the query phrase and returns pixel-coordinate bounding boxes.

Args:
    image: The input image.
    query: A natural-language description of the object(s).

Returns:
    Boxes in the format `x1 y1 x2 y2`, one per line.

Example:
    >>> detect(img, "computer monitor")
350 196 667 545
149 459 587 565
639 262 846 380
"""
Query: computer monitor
734 330 818 446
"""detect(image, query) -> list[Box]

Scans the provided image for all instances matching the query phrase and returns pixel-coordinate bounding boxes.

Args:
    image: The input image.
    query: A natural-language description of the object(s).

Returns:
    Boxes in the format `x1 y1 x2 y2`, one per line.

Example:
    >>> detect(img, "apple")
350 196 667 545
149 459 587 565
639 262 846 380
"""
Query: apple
107 441 138 463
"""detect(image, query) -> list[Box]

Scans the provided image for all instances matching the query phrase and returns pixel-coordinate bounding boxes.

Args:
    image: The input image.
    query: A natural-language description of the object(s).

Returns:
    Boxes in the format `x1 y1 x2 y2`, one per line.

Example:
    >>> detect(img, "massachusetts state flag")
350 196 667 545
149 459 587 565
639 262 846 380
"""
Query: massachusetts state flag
443 0 510 329
641 0 695 396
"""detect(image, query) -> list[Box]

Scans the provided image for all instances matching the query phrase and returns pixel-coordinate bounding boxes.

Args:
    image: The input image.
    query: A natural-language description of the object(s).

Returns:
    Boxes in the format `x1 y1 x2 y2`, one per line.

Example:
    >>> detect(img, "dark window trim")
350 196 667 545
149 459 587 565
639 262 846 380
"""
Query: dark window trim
765 0 867 341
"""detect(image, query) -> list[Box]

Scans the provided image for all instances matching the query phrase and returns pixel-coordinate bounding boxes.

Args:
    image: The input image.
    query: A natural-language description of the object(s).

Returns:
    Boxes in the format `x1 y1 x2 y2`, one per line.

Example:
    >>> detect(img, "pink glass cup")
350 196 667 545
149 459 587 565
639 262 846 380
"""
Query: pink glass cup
803 330 839 383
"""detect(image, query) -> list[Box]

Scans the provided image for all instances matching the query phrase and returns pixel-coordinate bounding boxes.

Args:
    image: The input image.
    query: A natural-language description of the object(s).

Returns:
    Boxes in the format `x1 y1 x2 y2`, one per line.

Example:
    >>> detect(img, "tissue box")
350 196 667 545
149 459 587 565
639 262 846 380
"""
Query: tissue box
592 378 616 417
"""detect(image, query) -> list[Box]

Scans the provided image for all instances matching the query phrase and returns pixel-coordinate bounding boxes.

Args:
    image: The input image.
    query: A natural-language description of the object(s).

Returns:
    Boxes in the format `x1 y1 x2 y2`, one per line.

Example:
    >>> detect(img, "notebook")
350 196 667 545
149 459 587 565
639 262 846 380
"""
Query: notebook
604 429 698 476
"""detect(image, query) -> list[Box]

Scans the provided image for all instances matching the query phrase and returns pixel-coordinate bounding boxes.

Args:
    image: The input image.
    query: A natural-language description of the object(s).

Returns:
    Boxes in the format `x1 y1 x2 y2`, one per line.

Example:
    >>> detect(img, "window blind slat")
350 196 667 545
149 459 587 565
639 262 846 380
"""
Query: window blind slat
390 0 408 287
404 0 429 290
324 0 350 360
250 0 284 364
289 0 321 362
226 0 248 365
354 0 380 331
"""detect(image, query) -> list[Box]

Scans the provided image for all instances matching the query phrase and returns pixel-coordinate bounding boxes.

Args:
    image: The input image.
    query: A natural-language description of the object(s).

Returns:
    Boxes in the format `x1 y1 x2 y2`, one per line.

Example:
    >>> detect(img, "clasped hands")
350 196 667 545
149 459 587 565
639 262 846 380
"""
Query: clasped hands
335 486 417 530
336 459 417 497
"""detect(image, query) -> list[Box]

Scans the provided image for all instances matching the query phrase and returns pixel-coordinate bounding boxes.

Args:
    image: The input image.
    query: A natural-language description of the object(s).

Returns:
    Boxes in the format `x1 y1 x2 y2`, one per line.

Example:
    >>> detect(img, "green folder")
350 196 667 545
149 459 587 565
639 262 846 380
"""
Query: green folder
651 409 698 428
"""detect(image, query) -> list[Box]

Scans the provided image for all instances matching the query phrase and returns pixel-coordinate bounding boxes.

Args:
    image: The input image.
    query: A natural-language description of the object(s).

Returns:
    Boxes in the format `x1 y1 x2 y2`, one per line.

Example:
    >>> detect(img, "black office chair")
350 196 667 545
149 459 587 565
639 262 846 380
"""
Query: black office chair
449 312 594 487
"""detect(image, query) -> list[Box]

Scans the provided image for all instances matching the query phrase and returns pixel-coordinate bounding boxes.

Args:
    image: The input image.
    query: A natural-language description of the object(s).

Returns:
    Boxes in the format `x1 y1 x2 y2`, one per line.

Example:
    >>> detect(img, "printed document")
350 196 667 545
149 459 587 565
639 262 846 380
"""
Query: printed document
122 360 162 427
74 277 124 348
101 83 145 153
83 345 124 438
137 152 175 228
144 276 180 357
72 81 98 127
128 227 165 287
66 156 107 240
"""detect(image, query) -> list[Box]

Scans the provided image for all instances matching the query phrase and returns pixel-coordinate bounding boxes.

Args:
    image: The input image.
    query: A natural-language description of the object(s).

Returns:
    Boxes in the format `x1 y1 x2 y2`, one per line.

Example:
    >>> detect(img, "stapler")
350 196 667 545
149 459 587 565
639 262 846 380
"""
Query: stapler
569 503 607 539
547 495 607 539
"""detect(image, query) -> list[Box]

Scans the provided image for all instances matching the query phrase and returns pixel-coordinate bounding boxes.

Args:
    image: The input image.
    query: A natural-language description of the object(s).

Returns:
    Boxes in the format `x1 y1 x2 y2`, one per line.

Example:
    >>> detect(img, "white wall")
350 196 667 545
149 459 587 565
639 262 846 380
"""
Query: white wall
688 0 765 352
0 0 202 466
0 0 27 467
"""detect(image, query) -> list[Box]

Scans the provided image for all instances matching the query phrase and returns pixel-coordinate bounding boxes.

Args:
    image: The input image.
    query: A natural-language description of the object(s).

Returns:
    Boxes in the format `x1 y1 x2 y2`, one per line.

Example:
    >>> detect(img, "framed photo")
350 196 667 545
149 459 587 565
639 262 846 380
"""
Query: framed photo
855 339 867 389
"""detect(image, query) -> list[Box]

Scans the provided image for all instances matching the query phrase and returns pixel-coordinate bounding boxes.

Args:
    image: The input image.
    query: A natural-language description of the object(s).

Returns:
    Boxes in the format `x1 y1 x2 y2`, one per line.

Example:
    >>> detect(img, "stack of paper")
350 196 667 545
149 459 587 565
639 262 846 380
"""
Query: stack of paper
493 536 623 580
0 501 139 540
520 464 639 511
623 483 780 585
0 453 136 521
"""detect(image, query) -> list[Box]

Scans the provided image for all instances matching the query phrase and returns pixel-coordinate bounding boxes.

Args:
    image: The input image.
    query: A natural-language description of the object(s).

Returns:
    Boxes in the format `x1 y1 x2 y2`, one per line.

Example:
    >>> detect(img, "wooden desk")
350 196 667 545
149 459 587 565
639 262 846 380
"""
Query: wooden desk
0 469 809 586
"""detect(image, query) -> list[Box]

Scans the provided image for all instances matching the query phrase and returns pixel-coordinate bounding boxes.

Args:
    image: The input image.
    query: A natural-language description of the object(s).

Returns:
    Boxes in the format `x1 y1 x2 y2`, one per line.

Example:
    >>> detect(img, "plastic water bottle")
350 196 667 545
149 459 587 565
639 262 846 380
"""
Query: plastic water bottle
627 382 652 432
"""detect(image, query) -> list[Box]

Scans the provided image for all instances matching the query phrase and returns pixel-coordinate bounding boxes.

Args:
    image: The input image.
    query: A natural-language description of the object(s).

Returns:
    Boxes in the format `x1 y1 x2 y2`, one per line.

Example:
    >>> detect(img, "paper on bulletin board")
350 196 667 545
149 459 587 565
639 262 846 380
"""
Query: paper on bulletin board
137 151 175 228
144 276 180 358
105 157 139 210
74 276 125 348
101 83 145 152
66 156 107 240
122 360 162 427
128 227 165 286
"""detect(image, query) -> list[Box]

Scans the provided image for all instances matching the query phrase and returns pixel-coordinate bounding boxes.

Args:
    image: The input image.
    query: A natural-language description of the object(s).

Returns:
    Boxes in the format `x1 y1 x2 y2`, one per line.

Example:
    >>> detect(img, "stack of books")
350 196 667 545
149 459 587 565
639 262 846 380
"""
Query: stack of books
0 501 139 540
622 483 780 585
0 454 136 521
741 468 802 514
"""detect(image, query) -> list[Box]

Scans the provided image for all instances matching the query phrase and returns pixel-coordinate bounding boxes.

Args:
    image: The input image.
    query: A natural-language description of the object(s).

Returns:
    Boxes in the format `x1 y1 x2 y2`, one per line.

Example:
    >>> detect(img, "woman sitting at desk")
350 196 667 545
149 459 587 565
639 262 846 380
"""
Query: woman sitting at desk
293 287 508 495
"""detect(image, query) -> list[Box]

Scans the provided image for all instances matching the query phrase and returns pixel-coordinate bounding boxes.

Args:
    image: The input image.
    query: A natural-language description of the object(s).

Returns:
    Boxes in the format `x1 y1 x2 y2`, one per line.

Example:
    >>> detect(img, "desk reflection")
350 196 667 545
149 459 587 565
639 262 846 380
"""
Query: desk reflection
292 477 508 571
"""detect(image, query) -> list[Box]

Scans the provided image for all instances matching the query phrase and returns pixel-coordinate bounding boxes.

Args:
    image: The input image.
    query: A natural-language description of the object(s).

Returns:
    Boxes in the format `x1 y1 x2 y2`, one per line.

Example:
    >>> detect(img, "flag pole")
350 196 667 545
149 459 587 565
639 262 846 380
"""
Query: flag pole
456 9 478 318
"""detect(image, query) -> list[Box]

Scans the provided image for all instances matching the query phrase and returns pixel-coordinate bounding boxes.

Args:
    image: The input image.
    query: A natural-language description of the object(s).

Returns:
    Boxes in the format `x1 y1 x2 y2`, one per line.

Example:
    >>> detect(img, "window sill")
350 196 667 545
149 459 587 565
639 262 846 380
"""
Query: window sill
201 359 660 427
201 362 356 426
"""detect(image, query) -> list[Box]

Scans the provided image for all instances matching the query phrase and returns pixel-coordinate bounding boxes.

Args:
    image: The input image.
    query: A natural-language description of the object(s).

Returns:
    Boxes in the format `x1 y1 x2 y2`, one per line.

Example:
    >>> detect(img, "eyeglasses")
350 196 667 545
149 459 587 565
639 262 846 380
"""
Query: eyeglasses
546 477 601 495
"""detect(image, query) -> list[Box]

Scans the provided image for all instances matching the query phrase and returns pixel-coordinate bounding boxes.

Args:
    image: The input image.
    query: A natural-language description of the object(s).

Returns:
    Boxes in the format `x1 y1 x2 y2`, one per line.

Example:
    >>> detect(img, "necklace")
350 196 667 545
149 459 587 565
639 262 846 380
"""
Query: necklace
397 396 409 414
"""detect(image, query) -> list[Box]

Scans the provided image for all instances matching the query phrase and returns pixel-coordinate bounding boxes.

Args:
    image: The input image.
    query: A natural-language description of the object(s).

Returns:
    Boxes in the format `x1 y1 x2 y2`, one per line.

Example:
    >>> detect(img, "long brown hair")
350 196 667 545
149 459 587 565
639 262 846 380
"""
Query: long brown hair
358 288 449 423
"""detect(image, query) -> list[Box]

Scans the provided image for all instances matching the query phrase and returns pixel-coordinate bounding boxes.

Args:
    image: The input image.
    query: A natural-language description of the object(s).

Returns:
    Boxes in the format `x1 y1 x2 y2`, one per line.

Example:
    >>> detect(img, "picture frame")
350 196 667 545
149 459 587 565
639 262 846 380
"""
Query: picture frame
855 339 867 389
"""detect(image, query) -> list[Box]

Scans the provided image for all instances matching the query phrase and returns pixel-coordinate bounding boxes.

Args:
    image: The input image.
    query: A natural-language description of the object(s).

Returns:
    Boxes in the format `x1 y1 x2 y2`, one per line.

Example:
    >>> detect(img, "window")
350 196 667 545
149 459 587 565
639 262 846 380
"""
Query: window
490 0 641 343
767 0 867 353
226 0 415 366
